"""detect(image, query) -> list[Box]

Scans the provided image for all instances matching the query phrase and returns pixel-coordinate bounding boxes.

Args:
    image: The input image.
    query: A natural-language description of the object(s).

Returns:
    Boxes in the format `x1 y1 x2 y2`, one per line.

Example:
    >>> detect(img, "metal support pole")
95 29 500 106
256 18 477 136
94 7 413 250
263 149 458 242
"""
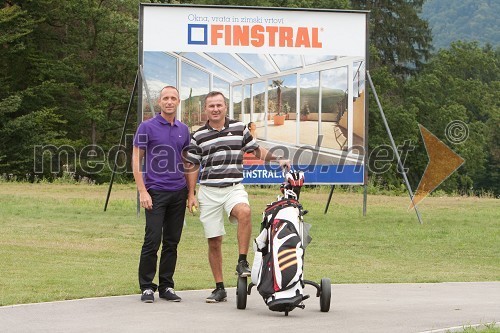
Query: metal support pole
104 71 139 211
366 71 423 224
324 185 336 214
139 65 156 118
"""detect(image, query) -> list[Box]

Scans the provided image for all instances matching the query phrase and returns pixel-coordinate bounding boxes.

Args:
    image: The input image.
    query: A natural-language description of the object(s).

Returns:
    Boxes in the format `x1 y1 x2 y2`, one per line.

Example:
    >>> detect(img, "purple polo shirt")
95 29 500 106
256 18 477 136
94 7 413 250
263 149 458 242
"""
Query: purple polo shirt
133 113 190 191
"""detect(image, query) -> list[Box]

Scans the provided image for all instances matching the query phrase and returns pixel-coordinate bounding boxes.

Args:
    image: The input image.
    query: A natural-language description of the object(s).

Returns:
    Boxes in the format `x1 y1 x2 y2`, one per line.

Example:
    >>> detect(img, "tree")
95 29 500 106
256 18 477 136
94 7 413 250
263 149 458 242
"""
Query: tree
0 3 37 99
0 0 139 182
404 41 499 194
346 1 434 190
350 0 433 76
366 66 420 188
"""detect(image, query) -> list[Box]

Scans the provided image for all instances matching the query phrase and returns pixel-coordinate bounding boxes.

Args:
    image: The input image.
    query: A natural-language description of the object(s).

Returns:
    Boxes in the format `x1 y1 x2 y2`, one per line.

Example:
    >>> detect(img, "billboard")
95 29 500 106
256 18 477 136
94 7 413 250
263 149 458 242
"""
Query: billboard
139 4 368 184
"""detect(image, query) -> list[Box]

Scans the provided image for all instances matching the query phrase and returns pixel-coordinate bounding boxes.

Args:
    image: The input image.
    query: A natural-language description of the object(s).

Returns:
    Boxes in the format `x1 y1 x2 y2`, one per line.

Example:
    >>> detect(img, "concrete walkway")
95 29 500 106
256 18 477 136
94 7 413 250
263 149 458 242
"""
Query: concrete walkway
0 282 498 333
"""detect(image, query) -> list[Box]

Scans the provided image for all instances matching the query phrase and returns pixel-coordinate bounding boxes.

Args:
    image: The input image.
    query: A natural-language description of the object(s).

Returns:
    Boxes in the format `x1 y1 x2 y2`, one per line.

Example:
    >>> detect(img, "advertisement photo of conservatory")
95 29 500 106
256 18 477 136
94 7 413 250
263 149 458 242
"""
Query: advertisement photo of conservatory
140 5 368 184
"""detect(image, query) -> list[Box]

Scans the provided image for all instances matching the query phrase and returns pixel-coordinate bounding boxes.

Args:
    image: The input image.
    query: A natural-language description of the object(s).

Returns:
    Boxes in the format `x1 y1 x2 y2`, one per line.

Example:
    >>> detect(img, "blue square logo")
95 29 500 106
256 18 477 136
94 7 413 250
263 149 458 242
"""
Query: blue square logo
188 24 208 45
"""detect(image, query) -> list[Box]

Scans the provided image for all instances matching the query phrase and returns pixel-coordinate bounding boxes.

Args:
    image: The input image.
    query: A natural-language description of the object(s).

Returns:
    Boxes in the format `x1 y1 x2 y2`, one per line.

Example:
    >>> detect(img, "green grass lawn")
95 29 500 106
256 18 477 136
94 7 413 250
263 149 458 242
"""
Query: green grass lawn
0 183 498 306
459 324 500 333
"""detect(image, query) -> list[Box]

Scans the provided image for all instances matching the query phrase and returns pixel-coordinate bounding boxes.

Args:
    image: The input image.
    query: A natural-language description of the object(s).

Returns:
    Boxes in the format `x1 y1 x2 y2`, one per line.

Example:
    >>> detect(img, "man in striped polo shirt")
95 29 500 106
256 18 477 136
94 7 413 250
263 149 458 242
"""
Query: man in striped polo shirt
184 91 290 303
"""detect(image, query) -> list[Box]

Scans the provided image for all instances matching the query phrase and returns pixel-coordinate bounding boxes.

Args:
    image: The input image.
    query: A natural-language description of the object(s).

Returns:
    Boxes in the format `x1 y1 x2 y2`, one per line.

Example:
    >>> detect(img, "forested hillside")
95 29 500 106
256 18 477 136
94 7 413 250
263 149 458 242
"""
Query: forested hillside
422 0 500 50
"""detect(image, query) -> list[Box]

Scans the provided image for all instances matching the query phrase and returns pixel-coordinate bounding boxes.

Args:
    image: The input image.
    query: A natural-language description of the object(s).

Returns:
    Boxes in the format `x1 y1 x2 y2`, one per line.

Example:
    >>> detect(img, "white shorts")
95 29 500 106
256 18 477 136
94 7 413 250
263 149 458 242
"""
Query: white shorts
198 183 249 238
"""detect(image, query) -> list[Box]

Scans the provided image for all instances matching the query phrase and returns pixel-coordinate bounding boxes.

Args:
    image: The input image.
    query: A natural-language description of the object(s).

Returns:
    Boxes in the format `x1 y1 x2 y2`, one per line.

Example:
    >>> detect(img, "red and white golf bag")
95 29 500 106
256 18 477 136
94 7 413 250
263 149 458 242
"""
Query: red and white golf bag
251 171 311 313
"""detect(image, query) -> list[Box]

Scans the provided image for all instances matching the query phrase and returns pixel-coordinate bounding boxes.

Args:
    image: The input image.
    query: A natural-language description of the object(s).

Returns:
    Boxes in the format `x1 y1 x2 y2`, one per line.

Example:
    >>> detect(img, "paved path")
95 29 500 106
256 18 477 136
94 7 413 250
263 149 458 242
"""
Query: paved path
0 282 498 333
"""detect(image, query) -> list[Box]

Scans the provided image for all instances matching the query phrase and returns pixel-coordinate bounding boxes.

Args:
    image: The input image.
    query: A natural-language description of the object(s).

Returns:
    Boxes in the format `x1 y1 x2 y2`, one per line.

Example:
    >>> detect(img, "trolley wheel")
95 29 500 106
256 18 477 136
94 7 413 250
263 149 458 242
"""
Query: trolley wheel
236 276 248 310
320 278 331 312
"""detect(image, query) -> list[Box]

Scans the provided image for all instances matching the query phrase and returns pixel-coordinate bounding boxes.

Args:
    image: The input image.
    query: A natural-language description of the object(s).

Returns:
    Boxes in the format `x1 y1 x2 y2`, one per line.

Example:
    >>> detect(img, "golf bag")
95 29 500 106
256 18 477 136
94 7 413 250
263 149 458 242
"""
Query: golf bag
251 171 311 313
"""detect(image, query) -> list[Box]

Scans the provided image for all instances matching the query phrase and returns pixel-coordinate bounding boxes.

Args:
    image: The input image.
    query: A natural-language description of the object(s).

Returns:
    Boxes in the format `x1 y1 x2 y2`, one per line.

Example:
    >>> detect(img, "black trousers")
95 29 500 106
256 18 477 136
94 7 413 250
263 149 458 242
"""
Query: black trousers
138 187 187 292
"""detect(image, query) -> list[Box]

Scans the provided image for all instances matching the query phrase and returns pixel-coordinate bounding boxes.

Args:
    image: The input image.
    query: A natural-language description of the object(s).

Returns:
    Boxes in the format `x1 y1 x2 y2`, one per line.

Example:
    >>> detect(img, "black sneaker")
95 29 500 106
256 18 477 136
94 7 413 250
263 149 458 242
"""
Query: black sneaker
159 287 181 302
235 260 251 277
141 289 154 303
206 288 227 303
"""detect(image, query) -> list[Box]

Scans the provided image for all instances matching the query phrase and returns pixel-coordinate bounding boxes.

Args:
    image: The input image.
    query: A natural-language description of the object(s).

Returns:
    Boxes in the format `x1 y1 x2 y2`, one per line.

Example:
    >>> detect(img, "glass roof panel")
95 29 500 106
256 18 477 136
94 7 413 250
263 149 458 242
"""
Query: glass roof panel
213 76 230 97
270 54 303 71
207 53 255 80
143 52 177 93
180 62 209 99
181 52 238 83
237 53 277 76
304 55 336 65
322 66 349 91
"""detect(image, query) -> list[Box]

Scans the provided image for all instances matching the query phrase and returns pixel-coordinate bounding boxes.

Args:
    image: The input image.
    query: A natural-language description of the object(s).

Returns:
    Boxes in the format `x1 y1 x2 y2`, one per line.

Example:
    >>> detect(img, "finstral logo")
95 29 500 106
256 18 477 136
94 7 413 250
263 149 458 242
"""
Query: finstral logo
188 24 208 45
187 24 323 48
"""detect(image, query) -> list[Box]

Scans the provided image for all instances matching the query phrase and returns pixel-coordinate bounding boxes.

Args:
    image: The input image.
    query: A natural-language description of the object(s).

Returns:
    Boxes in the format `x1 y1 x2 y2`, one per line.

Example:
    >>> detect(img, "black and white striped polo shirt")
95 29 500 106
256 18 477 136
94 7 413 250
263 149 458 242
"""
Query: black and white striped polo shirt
184 118 259 187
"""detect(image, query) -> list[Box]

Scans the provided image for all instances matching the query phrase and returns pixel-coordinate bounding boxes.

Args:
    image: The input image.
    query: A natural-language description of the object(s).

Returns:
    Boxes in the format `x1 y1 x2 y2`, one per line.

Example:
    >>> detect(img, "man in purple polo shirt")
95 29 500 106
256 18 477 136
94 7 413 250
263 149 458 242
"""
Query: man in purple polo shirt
132 86 190 303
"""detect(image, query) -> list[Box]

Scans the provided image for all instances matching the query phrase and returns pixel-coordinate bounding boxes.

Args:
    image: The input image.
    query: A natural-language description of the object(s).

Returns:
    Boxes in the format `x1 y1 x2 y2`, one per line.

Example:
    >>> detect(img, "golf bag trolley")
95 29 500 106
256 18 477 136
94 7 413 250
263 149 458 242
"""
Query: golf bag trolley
236 170 331 316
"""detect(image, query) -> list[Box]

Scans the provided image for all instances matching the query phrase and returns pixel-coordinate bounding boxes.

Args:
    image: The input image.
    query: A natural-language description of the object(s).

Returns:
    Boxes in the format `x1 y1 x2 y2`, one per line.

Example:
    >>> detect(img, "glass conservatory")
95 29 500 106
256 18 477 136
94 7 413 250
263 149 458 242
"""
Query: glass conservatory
142 51 365 165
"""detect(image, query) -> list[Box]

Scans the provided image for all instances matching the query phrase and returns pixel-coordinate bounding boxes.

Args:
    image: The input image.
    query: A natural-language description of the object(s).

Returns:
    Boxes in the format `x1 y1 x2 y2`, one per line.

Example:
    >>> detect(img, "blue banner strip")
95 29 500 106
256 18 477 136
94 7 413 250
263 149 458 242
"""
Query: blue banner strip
242 164 364 184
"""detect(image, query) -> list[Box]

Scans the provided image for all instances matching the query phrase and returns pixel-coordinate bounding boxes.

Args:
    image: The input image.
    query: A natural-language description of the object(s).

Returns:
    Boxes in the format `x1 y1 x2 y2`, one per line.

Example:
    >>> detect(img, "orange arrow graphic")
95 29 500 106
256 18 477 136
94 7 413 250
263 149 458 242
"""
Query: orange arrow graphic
409 124 465 210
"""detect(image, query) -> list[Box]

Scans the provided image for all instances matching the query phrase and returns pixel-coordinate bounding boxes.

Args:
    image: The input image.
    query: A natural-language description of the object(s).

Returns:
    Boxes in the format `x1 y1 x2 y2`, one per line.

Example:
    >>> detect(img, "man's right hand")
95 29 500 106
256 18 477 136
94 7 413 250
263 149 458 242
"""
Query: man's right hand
187 194 198 215
139 191 153 210
278 158 291 171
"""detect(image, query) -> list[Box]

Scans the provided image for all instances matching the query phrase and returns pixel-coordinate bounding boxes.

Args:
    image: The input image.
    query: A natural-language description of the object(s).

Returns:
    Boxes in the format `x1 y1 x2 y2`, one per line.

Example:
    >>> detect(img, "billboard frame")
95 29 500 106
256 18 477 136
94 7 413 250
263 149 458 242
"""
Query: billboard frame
138 3 370 186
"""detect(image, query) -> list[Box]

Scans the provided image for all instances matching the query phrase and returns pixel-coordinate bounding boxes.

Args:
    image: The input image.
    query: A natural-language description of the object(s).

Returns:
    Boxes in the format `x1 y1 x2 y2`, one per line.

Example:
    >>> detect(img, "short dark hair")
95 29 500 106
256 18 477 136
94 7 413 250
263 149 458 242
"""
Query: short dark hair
203 91 226 107
247 122 254 129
